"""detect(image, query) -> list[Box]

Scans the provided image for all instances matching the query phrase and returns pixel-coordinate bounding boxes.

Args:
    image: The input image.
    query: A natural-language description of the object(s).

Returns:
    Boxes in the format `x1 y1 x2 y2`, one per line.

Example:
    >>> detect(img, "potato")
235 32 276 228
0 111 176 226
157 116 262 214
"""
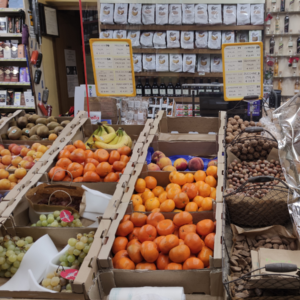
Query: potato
250 121 255 126
226 136 234 144
238 119 243 124
228 117 234 122
231 119 237 126
241 124 246 130
244 121 249 126
233 131 239 136
234 115 240 120
232 125 239 131
227 128 233 133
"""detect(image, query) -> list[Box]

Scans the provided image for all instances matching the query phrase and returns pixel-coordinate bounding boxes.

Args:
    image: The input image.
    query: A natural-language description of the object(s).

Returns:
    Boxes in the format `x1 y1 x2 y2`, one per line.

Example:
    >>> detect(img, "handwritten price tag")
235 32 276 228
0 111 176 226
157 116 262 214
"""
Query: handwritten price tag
60 210 74 223
60 269 78 280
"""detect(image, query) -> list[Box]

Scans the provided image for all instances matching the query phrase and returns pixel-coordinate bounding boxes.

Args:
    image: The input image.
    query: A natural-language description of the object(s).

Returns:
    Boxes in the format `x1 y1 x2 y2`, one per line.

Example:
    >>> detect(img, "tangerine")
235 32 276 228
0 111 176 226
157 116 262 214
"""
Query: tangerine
135 178 146 193
144 176 157 189
156 253 171 270
206 166 218 179
194 170 206 182
136 262 156 270
156 219 175 236
193 196 204 208
158 191 168 204
169 245 190 263
152 186 164 197
198 246 213 267
185 173 194 183
127 244 143 264
147 212 165 227
204 232 215 250
172 172 187 186
130 213 147 227
173 211 193 227
140 241 159 263
182 183 198 199
160 199 175 212
116 220 134 237
94 149 109 162
83 171 101 182
179 224 197 240
159 234 179 254
112 237 128 254
183 257 204 270
205 175 217 188
67 163 83 179
131 195 143 207
96 162 112 177
173 192 189 209
199 183 211 197
184 232 204 254
185 202 198 212
165 263 182 270
196 219 215 236
138 224 157 242
108 150 120 165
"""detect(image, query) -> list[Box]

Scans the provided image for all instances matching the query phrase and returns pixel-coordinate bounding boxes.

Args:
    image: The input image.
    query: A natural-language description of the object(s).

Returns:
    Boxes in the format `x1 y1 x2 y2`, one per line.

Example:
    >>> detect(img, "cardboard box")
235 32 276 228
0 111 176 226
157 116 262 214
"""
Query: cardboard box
97 202 222 296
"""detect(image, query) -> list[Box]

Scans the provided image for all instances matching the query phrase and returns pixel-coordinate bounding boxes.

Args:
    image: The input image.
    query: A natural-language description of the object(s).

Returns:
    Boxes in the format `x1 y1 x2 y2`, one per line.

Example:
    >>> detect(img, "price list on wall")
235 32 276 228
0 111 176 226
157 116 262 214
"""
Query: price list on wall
222 42 263 101
90 39 136 97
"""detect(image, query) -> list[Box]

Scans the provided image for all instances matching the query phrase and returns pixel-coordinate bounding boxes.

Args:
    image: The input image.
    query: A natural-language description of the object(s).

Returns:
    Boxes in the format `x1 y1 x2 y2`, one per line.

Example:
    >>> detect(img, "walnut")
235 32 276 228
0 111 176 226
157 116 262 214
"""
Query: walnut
242 147 248 154
254 152 260 158
247 154 254 160
250 140 258 147
240 155 247 160
261 150 268 156
227 128 233 133
248 147 255 154
256 146 262 152
231 146 239 153
263 143 270 150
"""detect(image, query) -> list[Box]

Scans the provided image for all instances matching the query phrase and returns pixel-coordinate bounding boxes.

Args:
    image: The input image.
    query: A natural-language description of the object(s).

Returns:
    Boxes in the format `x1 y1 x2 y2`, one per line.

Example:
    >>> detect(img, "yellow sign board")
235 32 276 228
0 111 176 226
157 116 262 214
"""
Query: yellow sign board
222 42 263 101
90 39 136 97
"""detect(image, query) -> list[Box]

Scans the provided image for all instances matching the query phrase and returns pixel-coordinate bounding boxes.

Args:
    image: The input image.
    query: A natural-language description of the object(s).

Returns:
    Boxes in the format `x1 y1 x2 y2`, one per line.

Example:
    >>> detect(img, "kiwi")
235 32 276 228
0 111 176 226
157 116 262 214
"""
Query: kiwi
47 122 59 130
36 118 47 125
20 135 29 140
25 114 31 119
26 123 35 129
36 125 49 138
9 119 17 127
49 130 55 134
8 126 18 134
29 135 40 140
54 126 63 135
8 127 22 140
1 134 7 140
17 116 28 129
29 124 44 137
22 128 31 136
28 114 40 124
47 116 57 123
60 120 70 127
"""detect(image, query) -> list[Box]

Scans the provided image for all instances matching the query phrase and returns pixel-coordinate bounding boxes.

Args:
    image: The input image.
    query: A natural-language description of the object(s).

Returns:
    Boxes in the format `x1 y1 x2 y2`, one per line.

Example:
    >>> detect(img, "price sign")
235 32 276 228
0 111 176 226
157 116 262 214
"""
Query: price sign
90 39 136 97
222 42 263 101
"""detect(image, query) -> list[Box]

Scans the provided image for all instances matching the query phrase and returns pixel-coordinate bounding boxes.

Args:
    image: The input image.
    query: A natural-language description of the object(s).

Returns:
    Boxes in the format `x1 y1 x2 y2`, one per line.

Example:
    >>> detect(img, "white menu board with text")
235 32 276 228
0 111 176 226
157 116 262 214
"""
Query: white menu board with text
222 42 263 101
90 39 136 97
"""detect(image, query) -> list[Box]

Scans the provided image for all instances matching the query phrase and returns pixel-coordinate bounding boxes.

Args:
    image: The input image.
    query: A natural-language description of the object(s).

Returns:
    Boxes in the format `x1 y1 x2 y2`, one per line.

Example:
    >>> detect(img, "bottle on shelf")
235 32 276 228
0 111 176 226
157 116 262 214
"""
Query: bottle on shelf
281 0 285 11
284 15 289 33
279 37 283 55
206 79 213 93
288 36 294 54
297 36 300 53
159 78 167 96
152 78 159 97
295 78 300 94
144 78 152 97
278 78 283 91
182 78 189 96
167 78 174 97
274 58 279 76
192 79 198 96
270 35 275 55
175 79 182 97
213 79 221 93
275 15 280 34
289 0 294 10
199 79 205 95
136 77 144 96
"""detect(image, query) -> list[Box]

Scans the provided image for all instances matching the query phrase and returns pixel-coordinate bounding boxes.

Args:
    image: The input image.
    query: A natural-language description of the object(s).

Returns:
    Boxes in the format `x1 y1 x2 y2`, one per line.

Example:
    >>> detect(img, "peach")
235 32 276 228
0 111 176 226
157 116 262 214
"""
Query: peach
9 182 16 190
2 155 11 166
23 156 33 162
0 169 9 179
174 158 188 171
157 157 172 170
0 145 4 152
23 161 34 169
37 145 48 154
162 165 177 172
0 149 10 156
188 157 204 171
8 144 17 152
31 143 41 151
20 147 30 157
0 179 11 190
14 168 27 179
27 150 36 157
151 151 166 164
12 156 22 167
34 151 43 159
11 145 22 155
8 166 17 170
8 174 17 183
208 160 217 167
148 163 161 171
0 163 6 170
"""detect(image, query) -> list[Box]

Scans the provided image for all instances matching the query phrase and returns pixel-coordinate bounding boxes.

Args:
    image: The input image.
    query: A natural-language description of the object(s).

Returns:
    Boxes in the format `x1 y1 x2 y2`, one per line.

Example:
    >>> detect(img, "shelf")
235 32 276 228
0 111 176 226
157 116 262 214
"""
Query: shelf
265 54 300 57
136 72 223 78
0 33 22 37
0 8 23 13
0 58 26 61
0 82 30 86
265 33 300 37
266 10 300 14
100 24 264 31
273 76 300 79
133 48 221 54
0 106 35 110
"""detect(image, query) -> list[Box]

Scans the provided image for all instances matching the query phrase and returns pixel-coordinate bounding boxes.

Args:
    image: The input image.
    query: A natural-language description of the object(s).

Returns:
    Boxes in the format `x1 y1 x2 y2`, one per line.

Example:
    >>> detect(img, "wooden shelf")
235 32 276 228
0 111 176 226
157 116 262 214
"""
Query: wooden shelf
265 33 300 37
0 8 23 13
0 58 26 61
266 10 300 14
265 54 300 57
273 76 300 79
133 48 221 54
0 33 22 37
136 72 223 77
100 24 264 31
0 82 30 86
0 106 35 110
83 20 98 24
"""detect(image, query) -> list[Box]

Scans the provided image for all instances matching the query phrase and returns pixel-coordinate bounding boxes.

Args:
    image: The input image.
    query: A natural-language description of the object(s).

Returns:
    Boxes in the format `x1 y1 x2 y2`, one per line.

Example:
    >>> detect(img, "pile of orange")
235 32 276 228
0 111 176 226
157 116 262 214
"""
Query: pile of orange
112 211 215 270
48 140 131 182
132 166 218 212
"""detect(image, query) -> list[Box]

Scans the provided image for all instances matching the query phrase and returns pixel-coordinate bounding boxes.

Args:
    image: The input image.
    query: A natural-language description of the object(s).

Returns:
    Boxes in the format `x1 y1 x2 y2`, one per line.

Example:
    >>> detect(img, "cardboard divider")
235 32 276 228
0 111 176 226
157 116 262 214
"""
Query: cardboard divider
136 119 154 143
97 201 222 296
216 162 224 203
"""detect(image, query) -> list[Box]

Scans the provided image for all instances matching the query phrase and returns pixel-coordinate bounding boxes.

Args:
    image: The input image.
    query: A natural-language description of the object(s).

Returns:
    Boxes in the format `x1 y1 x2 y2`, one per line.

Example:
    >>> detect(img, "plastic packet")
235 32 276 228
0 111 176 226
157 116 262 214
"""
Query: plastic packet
236 30 248 43
100 4 114 24
133 54 142 72
208 4 222 25
251 4 264 25
142 4 155 25
128 4 142 24
249 30 262 42
222 31 235 44
100 30 113 39
211 55 222 72
223 5 236 25
127 31 140 47
143 54 156 70
140 32 154 48
208 31 221 49
153 32 166 49
197 54 210 73
195 4 208 25
167 30 180 48
113 30 126 39
169 4 182 25
195 31 208 48
181 31 194 49
114 4 128 24
156 4 168 25
183 54 196 73
169 54 182 72
182 4 195 24
156 54 169 72
237 3 250 25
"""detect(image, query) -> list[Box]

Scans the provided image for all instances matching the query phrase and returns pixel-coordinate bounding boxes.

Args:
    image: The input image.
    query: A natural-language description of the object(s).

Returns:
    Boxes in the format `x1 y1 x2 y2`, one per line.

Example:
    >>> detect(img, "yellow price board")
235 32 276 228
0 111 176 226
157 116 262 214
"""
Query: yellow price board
90 39 136 97
222 42 263 101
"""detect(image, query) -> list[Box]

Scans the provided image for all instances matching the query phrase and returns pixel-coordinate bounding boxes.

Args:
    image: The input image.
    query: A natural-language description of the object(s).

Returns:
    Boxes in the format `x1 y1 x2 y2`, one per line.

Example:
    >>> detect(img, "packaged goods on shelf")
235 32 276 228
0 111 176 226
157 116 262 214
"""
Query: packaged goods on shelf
100 30 113 39
113 30 126 39
181 31 194 49
142 4 155 25
142 54 155 71
169 54 182 72
100 3 114 24
236 30 249 43
0 17 7 33
197 54 210 73
133 54 142 73
222 31 235 44
167 30 180 49
140 32 153 48
195 31 208 49
250 4 264 25
249 30 262 42
208 4 222 25
211 55 222 73
208 31 221 50
223 5 236 25
113 3 128 24
156 4 168 25
195 4 208 25
156 54 169 72
237 3 250 25
153 32 166 49
182 4 195 25
128 3 142 24
183 54 196 73
127 31 140 48
169 4 182 25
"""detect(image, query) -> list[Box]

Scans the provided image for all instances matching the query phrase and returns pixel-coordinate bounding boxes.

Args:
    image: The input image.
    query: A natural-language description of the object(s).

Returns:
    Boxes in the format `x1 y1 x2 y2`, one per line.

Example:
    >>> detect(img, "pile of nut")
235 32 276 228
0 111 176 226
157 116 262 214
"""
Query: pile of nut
230 234 297 298
226 159 285 194
226 115 263 144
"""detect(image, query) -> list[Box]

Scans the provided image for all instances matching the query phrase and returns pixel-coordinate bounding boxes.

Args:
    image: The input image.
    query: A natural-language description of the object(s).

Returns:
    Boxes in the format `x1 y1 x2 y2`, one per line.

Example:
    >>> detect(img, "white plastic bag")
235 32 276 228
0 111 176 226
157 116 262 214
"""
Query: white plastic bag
143 54 156 71
114 4 128 24
251 4 264 25
133 54 142 73
181 31 194 49
208 4 222 25
237 4 250 25
156 4 168 25
197 54 210 73
142 4 155 25
222 31 235 44
128 4 142 24
113 30 126 39
169 4 182 25
100 4 114 24
208 31 221 49
195 4 208 25
140 32 154 48
100 30 113 39
195 31 208 48
127 31 140 47
156 54 169 72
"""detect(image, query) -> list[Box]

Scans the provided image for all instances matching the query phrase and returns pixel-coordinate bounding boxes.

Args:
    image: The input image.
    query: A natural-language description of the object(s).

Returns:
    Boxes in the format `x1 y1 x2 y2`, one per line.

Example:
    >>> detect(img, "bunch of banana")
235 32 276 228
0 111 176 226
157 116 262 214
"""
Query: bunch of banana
88 128 132 150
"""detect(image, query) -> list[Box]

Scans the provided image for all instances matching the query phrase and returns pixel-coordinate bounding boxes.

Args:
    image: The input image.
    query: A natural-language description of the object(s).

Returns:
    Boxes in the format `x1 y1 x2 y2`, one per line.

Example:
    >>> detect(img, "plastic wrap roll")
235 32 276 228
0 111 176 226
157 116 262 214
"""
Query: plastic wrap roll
108 287 185 300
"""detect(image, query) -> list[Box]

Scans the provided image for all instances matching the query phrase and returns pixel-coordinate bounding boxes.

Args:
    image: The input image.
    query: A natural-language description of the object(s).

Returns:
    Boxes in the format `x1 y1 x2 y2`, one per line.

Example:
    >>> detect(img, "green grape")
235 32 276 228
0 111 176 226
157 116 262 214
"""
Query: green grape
8 255 17 263
14 251 20 256
0 257 5 265
0 271 4 277
67 255 75 263
77 234 82 240
6 250 14 257
25 236 33 244
4 242 9 248
42 278 51 287
13 261 20 268
67 247 75 255
53 285 61 292
48 214 54 219
66 283 72 290
0 246 3 253
70 223 75 227
56 217 61 222
15 247 20 251
31 224 36 227
89 231 95 236
53 211 60 218
68 238 77 247
47 272 55 279
24 244 32 251
40 215 47 221
50 221 59 227
88 237 94 244
73 259 80 266
36 221 42 227
7 245 15 251
41 220 48 227
0 253 5 258
4 271 11 277
17 253 24 261
83 245 90 254
46 285 53 290
61 221 67 227
1 262 9 270
59 254 68 262
47 217 54 224
73 249 81 256
51 276 60 287
80 236 88 244
58 224 62 227
75 242 84 250
23 240 28 246
78 257 83 263
79 252 86 259
60 261 68 267
73 213 80 219
10 267 17 274
6 259 12 265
